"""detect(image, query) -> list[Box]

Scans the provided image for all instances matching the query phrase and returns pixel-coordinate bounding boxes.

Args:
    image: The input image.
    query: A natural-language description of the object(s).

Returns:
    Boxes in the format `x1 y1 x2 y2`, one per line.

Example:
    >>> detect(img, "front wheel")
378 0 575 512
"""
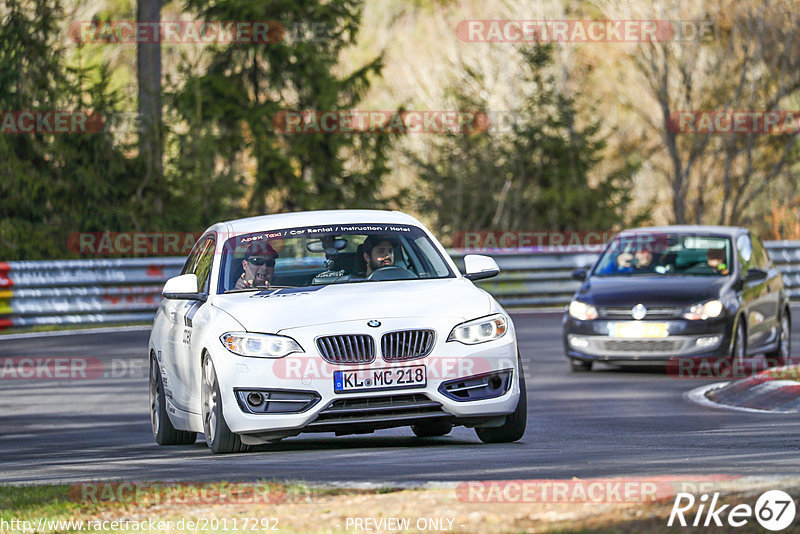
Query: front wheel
150 354 196 446
728 319 747 376
202 354 249 454
475 360 527 444
766 311 791 367
569 358 593 372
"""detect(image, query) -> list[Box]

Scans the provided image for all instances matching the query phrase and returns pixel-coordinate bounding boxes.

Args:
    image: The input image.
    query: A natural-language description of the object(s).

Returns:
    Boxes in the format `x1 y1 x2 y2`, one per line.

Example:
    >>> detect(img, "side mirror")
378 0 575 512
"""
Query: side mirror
162 274 207 301
571 268 588 281
744 268 768 282
463 254 500 281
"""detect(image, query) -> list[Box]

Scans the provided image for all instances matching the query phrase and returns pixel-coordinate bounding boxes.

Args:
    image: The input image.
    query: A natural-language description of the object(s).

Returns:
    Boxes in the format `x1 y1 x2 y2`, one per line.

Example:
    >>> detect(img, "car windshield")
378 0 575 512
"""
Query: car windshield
218 223 455 293
592 232 733 277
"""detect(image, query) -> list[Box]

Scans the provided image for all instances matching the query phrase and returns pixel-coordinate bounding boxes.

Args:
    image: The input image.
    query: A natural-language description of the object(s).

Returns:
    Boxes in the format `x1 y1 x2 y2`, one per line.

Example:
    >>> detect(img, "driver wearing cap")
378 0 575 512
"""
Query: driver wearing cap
235 241 278 289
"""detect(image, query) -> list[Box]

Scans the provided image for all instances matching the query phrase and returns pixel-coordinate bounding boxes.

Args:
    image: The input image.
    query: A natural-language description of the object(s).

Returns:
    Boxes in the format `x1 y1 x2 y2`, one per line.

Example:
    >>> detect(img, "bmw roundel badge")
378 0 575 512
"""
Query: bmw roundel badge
367 320 381 328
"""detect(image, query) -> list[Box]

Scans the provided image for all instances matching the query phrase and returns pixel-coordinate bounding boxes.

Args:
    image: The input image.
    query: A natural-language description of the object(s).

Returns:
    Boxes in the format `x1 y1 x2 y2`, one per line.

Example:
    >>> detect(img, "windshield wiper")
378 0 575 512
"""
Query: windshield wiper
225 285 296 293
312 272 373 285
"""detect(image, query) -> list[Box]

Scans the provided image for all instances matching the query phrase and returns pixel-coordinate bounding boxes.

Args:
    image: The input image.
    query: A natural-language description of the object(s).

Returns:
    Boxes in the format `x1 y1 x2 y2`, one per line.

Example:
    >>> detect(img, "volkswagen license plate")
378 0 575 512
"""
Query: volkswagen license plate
611 322 668 338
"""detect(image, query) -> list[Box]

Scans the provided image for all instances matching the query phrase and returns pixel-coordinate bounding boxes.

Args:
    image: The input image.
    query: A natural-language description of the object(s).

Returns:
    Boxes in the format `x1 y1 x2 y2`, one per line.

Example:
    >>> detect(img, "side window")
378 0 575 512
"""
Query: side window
750 234 771 269
736 234 753 273
181 237 207 275
193 238 216 292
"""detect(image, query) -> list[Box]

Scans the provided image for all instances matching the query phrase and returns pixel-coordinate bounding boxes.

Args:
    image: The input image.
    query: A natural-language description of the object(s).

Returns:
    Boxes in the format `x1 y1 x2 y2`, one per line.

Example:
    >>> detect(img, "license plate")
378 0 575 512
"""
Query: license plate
611 322 668 338
334 365 426 393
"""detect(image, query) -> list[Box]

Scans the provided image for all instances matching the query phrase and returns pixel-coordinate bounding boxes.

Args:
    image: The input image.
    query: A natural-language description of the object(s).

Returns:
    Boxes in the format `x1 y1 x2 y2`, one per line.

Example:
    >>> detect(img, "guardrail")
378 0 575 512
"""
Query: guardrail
0 258 184 330
1 241 799 331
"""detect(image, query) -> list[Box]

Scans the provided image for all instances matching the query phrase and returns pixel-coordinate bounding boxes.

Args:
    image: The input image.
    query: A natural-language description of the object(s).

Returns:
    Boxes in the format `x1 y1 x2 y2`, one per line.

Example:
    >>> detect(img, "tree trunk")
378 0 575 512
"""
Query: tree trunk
137 0 163 215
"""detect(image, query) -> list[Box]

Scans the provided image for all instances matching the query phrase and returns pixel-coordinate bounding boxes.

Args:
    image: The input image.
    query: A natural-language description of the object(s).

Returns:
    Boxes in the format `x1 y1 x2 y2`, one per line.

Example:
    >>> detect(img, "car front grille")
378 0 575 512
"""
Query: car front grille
316 334 375 364
598 306 683 320
381 329 435 361
596 339 686 353
306 393 449 429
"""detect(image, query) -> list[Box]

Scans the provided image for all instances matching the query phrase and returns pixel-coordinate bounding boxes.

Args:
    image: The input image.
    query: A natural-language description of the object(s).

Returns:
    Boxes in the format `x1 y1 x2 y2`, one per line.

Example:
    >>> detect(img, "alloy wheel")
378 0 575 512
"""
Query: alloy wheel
202 357 218 444
149 358 160 436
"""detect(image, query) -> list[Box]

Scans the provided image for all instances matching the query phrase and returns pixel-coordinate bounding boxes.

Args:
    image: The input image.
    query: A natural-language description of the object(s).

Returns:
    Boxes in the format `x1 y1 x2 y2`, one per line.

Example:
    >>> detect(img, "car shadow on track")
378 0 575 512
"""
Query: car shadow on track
230 434 492 453
177 430 529 454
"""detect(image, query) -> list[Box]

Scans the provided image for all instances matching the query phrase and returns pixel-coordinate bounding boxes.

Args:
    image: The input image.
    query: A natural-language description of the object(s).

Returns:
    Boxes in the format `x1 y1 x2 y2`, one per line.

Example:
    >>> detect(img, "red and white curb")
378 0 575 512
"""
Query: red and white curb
687 374 800 414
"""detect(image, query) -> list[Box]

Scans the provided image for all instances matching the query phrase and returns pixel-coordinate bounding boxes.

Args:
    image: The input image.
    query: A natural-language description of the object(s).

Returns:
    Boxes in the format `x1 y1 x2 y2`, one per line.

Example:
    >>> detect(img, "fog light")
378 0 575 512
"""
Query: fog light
568 336 589 349
235 389 320 414
246 392 264 407
695 336 721 348
488 375 503 390
439 370 512 401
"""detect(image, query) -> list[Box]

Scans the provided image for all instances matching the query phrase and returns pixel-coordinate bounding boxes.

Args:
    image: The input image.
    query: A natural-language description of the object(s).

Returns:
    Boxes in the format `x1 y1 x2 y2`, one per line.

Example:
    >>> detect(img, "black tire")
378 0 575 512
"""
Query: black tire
202 354 249 454
766 310 791 367
475 360 527 444
728 319 747 376
411 419 453 437
150 354 196 446
569 358 593 372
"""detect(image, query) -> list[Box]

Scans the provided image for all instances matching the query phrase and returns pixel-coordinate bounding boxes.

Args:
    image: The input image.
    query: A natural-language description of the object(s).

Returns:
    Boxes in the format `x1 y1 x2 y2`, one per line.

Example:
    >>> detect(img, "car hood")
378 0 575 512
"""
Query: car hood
576 275 731 307
210 278 492 332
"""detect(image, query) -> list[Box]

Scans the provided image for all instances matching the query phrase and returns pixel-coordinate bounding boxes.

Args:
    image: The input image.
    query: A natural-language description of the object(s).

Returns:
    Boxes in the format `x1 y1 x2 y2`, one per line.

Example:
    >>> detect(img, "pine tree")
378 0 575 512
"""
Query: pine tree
170 0 390 216
0 0 139 259
409 44 645 241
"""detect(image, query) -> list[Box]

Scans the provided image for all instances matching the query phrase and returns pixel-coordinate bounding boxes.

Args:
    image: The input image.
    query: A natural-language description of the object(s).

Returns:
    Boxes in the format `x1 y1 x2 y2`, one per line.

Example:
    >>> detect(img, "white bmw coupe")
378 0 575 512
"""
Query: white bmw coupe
148 210 526 453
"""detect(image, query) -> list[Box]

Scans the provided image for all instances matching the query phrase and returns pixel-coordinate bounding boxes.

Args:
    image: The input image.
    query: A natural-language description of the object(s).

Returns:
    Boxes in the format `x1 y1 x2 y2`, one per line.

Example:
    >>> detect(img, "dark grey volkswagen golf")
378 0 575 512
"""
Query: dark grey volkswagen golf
562 226 791 372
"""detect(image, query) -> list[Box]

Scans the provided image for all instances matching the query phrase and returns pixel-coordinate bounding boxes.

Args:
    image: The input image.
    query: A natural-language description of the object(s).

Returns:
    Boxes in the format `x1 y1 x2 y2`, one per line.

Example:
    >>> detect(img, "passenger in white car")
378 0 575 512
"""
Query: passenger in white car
235 241 279 289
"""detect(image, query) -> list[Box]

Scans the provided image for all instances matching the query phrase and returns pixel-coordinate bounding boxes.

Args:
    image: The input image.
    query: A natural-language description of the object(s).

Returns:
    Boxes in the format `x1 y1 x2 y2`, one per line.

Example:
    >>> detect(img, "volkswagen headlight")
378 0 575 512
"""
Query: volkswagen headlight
447 314 508 344
568 300 598 321
220 332 303 358
682 300 724 320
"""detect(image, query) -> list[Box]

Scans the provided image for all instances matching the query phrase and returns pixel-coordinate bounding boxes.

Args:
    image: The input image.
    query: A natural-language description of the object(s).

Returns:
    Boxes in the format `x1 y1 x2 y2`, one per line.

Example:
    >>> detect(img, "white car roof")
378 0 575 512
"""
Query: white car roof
209 209 424 236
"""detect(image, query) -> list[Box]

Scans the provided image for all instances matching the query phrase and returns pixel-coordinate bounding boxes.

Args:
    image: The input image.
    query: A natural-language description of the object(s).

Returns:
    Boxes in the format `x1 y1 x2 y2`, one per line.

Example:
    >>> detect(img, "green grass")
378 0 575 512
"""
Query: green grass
0 484 100 531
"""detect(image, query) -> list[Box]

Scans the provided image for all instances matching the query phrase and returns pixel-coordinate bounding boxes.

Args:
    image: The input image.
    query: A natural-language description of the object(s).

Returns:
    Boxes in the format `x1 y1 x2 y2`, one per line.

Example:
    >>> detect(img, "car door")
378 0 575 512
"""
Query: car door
737 233 771 349
159 240 202 407
751 234 782 346
166 236 215 412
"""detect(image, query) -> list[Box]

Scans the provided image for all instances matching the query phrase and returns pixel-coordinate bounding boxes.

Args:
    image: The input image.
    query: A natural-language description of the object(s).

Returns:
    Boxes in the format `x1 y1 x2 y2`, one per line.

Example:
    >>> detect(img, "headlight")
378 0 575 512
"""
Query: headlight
682 300 724 320
219 332 303 358
447 314 508 344
568 300 598 321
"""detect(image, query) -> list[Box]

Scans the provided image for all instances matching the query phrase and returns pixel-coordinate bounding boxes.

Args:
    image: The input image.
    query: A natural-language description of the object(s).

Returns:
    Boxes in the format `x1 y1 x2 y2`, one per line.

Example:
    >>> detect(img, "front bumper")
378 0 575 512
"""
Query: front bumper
211 318 521 436
562 314 732 363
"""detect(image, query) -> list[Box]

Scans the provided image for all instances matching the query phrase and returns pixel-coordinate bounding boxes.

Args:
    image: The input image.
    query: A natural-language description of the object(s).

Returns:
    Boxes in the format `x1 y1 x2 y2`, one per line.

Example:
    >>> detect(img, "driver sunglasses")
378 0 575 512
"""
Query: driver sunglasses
246 256 276 267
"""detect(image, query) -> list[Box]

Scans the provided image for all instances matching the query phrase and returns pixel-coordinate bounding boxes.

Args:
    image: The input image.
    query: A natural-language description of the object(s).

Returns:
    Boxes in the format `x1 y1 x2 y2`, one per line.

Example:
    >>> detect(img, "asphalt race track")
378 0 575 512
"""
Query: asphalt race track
2 313 799 485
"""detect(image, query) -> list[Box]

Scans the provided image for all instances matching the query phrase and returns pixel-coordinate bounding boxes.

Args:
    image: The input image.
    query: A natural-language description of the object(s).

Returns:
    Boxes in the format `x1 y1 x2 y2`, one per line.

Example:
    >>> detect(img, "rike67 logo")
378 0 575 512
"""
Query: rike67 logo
668 490 796 531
